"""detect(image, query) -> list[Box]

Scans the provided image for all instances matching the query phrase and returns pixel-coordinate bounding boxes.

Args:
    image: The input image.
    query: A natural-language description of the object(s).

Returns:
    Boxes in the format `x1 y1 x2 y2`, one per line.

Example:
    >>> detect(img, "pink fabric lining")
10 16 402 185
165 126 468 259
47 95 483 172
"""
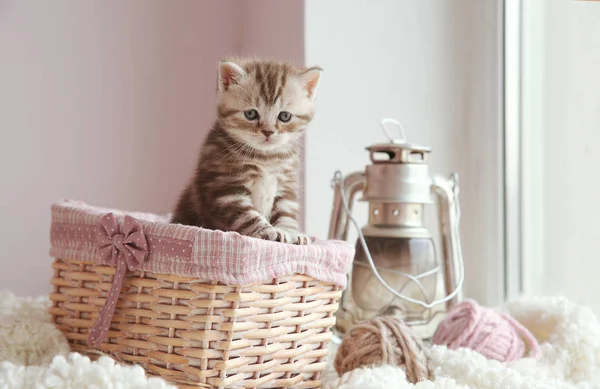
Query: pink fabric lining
49 200 354 288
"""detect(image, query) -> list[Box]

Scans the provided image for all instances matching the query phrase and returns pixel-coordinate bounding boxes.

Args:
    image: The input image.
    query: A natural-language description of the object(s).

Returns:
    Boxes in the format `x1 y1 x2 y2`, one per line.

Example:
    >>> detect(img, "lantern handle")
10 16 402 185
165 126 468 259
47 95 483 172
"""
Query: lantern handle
380 118 407 144
332 170 465 310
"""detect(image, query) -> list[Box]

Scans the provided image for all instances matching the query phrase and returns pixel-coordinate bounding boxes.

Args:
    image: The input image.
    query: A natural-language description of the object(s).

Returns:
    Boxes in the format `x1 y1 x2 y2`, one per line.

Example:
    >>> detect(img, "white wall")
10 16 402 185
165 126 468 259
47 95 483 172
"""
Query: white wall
304 0 505 305
0 1 240 296
522 0 600 306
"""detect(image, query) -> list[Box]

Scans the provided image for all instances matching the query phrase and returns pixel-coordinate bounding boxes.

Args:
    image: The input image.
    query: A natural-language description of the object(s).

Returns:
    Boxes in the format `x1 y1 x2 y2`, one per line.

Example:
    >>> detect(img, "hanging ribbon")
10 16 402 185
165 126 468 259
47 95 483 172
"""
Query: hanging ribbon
87 213 148 347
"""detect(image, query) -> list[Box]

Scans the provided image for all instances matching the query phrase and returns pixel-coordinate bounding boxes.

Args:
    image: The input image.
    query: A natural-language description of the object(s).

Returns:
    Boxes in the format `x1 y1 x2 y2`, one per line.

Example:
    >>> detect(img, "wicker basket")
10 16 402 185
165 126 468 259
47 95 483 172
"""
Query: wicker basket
48 200 353 389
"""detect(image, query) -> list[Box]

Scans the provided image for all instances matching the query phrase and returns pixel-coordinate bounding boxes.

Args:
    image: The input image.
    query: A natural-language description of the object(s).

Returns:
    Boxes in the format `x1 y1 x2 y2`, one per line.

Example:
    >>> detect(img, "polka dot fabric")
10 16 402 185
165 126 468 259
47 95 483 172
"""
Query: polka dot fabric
49 199 354 288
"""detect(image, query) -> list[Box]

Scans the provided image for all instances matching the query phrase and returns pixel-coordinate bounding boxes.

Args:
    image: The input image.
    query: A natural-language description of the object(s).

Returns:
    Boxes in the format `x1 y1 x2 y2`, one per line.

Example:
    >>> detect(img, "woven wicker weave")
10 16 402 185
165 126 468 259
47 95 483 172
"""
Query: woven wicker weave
50 258 342 389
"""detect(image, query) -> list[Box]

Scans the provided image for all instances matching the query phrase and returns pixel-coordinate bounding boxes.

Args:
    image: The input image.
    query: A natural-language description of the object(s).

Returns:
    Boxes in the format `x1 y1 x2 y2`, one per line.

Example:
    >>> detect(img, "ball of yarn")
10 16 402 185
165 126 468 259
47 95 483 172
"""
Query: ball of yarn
334 316 431 383
432 299 541 362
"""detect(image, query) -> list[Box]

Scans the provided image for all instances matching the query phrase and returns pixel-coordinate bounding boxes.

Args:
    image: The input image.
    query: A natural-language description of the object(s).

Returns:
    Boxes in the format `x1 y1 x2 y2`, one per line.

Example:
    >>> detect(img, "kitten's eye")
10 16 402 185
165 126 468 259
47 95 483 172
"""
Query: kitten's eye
244 109 259 120
278 111 292 123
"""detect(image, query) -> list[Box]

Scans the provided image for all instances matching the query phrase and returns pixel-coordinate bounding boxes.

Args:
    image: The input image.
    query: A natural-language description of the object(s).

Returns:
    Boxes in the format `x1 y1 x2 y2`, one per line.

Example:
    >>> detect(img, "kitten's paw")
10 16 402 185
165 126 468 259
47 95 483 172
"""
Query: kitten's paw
256 227 310 245
255 227 293 243
275 228 311 245
295 233 311 245
273 227 296 244
255 227 279 242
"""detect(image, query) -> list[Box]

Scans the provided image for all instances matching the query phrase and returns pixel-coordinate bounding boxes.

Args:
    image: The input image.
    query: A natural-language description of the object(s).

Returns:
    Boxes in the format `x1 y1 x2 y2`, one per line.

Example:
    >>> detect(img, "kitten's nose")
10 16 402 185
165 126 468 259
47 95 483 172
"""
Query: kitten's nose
261 130 275 138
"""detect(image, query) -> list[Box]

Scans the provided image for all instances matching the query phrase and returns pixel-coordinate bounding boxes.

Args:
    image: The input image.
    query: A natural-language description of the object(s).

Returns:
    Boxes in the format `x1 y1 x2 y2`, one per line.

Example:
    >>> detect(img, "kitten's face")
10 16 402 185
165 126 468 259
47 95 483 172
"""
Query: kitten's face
216 59 322 152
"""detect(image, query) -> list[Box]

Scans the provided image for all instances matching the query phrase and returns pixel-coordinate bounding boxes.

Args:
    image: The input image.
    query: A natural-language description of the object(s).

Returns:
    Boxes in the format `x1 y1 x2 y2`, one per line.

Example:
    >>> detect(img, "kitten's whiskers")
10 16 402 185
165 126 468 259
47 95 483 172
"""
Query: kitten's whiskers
230 143 252 176
218 142 246 165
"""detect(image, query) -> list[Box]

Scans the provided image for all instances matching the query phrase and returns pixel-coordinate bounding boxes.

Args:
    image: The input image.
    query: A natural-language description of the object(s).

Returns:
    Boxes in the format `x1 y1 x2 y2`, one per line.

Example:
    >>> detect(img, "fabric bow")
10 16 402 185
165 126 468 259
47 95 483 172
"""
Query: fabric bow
96 213 148 270
88 213 148 347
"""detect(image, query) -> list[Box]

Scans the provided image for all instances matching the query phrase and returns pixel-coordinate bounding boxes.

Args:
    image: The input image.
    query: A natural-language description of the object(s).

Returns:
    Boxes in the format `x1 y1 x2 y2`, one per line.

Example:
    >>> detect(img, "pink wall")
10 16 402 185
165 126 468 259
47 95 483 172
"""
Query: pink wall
0 0 303 296
239 0 305 62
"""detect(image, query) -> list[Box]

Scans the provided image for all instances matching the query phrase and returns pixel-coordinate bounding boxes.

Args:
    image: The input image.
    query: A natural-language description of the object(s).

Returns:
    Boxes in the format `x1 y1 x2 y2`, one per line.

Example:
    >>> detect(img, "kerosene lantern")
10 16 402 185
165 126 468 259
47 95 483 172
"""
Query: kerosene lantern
329 119 464 341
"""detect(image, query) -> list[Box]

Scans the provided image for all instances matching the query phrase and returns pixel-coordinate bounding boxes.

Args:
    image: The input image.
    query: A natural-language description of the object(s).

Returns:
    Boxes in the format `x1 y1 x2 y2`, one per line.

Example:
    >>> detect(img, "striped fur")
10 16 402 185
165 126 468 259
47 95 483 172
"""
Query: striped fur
172 58 322 245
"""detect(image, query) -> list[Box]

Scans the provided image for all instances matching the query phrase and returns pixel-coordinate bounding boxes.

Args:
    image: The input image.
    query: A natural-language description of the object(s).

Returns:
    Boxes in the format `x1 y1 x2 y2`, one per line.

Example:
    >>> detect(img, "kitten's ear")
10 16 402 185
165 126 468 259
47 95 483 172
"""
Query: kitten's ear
299 67 323 101
218 61 246 92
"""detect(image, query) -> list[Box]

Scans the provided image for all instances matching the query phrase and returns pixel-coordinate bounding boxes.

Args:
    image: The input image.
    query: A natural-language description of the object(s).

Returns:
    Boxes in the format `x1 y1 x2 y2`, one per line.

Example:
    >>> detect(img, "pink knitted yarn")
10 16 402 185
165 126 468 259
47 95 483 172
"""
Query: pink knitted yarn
432 299 541 362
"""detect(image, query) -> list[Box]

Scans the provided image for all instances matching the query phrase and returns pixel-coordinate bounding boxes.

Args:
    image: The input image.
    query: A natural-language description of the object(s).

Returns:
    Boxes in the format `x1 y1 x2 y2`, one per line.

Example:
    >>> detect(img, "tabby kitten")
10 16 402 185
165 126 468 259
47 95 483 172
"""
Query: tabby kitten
171 58 322 245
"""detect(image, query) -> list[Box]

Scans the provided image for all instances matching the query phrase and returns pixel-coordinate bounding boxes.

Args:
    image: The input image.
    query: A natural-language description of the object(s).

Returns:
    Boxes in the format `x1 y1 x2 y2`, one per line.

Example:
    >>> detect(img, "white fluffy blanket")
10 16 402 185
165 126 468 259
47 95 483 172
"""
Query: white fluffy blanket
2 291 600 389
0 291 176 389
327 296 600 389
